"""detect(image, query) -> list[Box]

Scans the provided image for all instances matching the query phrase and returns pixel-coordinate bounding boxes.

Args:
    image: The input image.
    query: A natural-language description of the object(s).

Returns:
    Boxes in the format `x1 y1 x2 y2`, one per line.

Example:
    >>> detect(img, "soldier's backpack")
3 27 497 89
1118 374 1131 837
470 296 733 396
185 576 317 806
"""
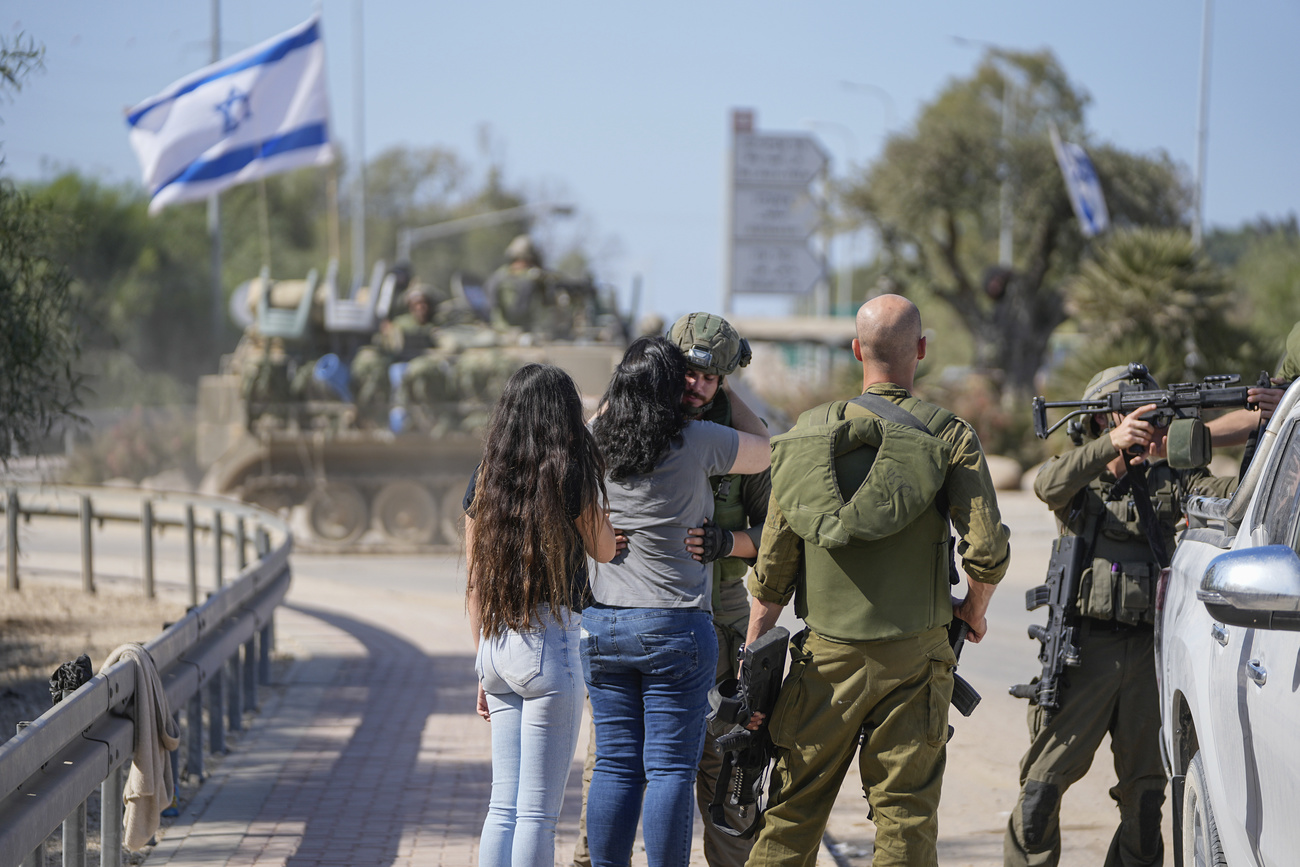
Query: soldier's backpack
770 392 954 548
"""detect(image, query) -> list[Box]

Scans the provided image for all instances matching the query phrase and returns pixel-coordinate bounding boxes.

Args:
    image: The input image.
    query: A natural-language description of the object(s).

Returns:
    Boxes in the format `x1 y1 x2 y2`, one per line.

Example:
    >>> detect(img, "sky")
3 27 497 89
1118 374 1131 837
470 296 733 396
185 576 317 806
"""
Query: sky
5 1 1299 327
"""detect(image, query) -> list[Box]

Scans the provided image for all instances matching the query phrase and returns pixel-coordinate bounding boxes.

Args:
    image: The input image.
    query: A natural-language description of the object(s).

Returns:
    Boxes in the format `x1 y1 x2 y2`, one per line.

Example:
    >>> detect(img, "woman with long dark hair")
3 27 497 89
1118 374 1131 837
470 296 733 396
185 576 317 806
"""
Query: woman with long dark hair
584 336 770 867
465 363 616 867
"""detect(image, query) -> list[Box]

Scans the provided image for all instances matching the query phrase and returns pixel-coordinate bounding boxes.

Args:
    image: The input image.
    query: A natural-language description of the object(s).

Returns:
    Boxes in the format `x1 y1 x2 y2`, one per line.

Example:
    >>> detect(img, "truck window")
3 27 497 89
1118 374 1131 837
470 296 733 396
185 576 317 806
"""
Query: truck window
1258 421 1300 549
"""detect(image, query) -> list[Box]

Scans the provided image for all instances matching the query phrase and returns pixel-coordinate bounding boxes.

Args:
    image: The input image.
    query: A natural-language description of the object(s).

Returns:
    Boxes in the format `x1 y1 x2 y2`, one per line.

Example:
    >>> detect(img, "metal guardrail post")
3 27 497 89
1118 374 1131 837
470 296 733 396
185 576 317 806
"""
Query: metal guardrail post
235 517 247 571
260 618 274 684
5 488 17 591
243 636 258 711
101 765 123 867
142 500 156 599
63 799 87 867
213 509 224 589
208 666 226 755
186 691 204 781
185 505 198 608
79 495 94 594
227 654 243 733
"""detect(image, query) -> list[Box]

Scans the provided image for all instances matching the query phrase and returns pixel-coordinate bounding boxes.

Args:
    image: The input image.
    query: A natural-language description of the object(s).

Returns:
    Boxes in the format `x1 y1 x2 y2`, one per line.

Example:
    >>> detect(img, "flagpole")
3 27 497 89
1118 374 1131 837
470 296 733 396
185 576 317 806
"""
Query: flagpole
1192 0 1213 248
208 0 224 353
350 0 366 289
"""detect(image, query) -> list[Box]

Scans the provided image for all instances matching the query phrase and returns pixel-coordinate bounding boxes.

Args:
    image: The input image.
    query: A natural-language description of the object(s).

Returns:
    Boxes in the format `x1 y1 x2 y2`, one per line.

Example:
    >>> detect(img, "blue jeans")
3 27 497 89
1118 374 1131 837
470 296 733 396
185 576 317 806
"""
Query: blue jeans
580 605 719 867
476 606 585 867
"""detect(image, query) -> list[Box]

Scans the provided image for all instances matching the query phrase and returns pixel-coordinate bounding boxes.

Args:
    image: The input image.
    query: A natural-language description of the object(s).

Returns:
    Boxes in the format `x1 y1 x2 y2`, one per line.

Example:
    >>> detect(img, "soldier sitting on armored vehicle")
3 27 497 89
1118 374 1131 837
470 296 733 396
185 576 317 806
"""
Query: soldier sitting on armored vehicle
484 234 605 341
350 284 442 424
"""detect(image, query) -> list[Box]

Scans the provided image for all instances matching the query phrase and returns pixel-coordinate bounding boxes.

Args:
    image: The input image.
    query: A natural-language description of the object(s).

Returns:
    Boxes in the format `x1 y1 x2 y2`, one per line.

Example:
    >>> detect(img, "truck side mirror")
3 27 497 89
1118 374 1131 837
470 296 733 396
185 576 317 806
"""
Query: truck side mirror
1197 545 1300 631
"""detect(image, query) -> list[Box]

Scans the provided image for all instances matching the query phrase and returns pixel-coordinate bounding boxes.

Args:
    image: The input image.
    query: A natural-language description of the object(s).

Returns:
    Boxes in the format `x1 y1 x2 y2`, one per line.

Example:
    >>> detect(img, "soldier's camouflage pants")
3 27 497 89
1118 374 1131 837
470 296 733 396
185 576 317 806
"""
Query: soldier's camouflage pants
1003 624 1165 867
747 626 955 867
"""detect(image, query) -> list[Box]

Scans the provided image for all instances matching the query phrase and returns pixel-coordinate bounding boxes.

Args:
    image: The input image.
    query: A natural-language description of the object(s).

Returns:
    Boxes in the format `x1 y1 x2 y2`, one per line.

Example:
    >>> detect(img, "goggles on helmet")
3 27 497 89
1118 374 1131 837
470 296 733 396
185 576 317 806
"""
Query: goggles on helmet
686 345 714 369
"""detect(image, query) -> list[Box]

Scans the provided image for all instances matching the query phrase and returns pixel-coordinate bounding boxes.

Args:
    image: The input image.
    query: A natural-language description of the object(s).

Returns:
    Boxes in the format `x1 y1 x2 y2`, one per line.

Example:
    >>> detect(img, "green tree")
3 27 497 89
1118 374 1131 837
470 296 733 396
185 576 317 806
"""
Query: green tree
844 49 1190 401
1204 217 1300 359
1053 227 1268 399
0 35 82 455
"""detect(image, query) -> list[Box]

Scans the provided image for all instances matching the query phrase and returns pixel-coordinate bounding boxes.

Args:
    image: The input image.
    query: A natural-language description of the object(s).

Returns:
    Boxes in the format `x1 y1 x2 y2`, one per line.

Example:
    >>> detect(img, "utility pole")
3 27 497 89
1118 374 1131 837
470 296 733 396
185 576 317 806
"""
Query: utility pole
999 78 1015 267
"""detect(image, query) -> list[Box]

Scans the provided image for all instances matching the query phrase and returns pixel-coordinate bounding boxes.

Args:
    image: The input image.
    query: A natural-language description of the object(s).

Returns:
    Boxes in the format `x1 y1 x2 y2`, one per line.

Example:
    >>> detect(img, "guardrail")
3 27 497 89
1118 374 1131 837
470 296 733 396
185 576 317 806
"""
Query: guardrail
0 485 293 867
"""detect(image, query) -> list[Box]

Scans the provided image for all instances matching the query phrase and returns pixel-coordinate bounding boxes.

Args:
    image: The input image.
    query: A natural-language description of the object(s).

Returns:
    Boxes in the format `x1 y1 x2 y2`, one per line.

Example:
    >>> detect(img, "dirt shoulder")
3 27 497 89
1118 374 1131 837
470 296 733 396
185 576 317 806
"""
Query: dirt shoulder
1 577 188 744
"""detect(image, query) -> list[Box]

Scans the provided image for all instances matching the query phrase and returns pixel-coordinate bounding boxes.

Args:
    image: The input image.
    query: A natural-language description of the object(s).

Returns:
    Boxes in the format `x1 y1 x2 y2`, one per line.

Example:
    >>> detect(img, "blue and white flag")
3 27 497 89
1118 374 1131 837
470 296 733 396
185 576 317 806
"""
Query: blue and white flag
1049 123 1109 238
127 15 333 214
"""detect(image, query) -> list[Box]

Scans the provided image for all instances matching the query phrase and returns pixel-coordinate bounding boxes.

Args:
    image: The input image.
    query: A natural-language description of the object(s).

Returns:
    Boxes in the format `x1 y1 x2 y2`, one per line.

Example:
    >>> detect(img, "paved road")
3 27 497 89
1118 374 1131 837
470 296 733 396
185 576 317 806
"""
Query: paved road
13 489 1172 865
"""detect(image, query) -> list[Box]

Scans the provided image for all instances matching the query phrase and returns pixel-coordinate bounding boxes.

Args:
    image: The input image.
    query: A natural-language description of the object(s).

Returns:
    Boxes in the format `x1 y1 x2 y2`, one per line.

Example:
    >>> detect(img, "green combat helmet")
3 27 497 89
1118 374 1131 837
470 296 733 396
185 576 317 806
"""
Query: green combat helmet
1070 364 1160 445
668 312 752 377
505 234 541 267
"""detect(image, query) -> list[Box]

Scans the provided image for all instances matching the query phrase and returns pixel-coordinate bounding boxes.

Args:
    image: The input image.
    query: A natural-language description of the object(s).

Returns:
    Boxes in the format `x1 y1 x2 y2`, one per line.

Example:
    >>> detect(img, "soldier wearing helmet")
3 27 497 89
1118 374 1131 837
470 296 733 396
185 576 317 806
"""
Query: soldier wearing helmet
485 234 549 333
350 276 442 424
674 313 771 867
1005 365 1238 867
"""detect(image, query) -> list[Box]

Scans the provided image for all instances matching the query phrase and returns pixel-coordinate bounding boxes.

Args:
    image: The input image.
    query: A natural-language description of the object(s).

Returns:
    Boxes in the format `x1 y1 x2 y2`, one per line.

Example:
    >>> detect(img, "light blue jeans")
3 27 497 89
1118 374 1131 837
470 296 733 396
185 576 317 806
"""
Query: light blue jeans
476 606 585 867
580 605 718 867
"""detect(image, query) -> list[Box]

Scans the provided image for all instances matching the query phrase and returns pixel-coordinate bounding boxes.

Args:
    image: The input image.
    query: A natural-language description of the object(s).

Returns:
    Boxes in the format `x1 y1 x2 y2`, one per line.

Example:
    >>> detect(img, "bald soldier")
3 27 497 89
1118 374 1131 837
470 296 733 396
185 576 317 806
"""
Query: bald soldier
745 295 1012 867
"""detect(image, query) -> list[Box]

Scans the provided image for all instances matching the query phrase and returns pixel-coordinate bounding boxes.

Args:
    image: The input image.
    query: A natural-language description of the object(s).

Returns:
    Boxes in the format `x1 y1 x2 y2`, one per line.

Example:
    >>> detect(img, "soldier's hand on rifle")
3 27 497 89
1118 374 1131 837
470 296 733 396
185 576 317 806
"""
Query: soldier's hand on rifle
1250 381 1287 422
952 579 996 643
1108 403 1160 463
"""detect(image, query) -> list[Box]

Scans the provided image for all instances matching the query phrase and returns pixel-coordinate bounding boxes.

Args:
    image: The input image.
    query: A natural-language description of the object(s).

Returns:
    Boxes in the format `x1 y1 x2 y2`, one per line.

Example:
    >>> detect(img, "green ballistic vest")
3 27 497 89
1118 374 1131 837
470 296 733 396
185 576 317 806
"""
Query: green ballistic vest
776 396 956 642
1062 464 1182 626
702 391 750 587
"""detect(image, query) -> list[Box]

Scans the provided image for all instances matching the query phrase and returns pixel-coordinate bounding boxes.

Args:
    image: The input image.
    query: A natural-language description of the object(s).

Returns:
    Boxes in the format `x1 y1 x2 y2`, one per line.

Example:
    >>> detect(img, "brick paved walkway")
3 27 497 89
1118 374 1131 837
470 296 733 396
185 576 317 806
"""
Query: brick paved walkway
143 573 748 866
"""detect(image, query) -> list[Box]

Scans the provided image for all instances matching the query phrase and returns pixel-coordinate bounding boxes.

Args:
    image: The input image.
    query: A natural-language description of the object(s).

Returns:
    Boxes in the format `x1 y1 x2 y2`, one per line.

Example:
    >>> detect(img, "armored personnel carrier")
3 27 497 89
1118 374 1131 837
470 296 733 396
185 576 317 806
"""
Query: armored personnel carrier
197 260 628 550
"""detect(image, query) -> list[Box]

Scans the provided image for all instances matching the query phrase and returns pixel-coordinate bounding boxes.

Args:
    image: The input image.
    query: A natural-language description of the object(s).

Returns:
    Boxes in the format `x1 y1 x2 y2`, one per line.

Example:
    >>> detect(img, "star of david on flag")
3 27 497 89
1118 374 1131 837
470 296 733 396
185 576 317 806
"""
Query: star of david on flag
126 15 333 214
1049 123 1109 238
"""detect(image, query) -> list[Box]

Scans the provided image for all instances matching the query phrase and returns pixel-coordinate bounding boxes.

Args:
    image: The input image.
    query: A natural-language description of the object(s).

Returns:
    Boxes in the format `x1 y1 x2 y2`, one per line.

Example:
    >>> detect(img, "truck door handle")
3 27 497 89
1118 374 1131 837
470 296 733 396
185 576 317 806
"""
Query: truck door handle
1210 623 1228 646
1246 659 1267 686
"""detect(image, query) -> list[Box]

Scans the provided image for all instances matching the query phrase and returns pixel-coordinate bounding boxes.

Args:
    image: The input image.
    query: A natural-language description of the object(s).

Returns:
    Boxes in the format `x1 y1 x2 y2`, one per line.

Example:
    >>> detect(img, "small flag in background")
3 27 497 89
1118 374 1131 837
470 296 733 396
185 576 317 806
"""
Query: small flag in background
127 15 333 214
1049 123 1109 238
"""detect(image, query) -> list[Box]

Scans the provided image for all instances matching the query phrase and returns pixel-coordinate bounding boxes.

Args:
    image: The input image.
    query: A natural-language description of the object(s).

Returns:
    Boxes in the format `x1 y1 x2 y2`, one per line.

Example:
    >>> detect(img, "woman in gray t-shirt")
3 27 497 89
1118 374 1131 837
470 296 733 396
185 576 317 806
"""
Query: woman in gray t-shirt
584 336 770 867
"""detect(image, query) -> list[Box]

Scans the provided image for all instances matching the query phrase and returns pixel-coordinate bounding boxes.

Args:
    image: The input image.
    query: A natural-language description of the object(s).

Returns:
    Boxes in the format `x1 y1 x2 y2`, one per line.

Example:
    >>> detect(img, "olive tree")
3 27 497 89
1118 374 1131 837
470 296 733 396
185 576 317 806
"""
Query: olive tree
0 36 82 456
844 49 1190 402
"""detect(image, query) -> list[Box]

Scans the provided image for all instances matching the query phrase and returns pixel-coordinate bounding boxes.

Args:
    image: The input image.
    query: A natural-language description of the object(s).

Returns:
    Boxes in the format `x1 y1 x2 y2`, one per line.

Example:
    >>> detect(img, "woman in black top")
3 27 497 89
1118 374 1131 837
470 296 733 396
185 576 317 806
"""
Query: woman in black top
465 363 615 867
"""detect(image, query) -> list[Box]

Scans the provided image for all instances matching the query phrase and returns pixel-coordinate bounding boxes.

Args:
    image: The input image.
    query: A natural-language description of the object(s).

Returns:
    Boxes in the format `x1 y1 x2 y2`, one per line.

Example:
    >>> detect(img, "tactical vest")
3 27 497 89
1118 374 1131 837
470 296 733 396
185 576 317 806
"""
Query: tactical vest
773 395 957 643
1064 464 1182 626
702 391 751 588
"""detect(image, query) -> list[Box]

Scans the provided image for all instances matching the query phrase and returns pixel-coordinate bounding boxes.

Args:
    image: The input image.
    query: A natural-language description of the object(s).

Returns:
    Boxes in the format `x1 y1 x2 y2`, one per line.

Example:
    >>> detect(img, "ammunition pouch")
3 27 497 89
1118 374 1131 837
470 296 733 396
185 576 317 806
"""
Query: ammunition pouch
1079 558 1156 625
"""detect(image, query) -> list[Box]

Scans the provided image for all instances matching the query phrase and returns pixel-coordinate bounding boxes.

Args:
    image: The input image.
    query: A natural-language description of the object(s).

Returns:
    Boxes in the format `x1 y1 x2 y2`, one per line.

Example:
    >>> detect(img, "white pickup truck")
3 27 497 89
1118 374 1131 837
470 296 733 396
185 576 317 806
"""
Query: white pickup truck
1158 381 1300 866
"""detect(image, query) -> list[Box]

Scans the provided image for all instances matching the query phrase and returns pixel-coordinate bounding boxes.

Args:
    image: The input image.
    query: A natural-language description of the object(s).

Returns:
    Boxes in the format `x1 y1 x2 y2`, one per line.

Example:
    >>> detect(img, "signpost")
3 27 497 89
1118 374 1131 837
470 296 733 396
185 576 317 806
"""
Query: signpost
725 109 828 311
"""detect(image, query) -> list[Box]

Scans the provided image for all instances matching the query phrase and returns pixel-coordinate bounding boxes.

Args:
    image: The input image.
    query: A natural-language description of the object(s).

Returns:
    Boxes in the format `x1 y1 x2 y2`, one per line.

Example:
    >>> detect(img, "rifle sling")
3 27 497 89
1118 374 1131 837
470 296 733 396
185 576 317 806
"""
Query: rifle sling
707 749 764 838
1123 460 1171 569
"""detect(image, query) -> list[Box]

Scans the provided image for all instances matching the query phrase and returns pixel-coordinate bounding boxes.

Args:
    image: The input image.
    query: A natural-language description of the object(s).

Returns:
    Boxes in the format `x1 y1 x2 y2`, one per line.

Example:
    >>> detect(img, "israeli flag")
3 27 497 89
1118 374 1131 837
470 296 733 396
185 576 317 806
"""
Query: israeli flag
1049 123 1109 238
127 15 333 214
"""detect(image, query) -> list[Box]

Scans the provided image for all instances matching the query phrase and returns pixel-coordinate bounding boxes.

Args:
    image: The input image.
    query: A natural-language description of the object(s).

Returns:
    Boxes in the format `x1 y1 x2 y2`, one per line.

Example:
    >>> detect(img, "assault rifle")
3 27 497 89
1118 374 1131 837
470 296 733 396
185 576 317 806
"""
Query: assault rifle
948 619 981 719
1031 363 1269 442
1009 534 1088 722
706 626 789 838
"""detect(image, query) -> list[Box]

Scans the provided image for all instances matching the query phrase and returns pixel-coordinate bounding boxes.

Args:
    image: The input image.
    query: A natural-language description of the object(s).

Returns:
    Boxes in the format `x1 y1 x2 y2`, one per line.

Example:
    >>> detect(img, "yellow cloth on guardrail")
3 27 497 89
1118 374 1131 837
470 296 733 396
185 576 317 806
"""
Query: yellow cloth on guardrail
101 643 180 851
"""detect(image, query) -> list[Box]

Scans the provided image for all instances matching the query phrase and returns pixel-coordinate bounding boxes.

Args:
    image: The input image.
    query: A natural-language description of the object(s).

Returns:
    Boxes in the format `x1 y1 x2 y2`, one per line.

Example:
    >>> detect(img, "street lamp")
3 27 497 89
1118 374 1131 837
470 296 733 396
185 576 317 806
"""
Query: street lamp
838 80 897 131
395 202 575 262
950 38 1024 266
803 119 859 315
